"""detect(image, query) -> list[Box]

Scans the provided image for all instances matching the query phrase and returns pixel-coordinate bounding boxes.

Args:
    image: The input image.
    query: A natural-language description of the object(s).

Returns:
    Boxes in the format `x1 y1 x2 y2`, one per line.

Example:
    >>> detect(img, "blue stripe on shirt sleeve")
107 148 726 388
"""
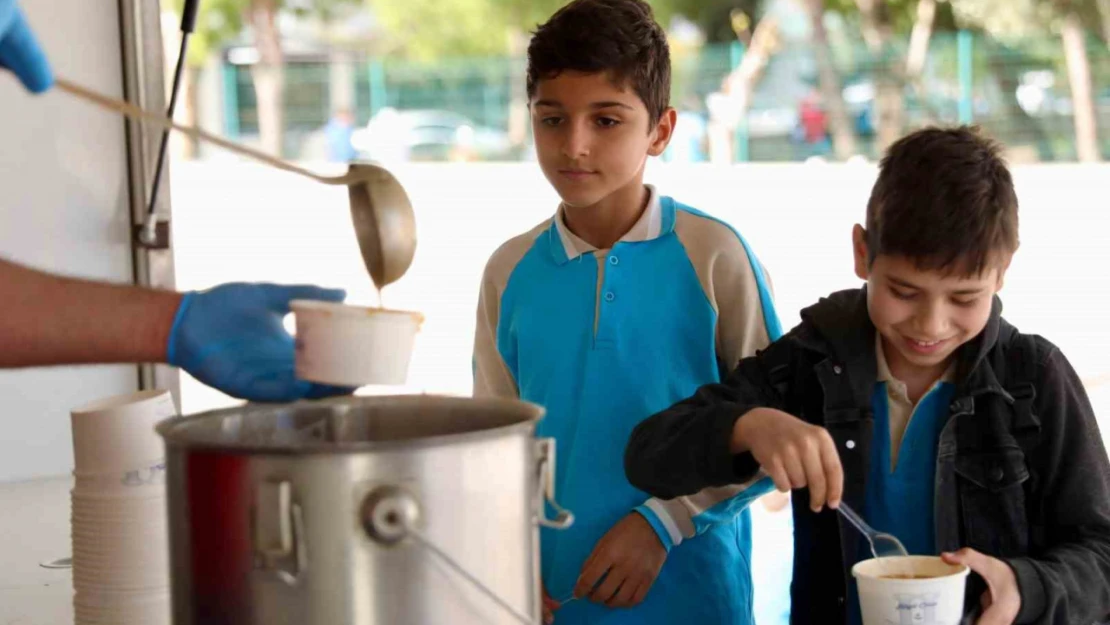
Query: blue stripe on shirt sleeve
691 476 777 536
635 504 676 552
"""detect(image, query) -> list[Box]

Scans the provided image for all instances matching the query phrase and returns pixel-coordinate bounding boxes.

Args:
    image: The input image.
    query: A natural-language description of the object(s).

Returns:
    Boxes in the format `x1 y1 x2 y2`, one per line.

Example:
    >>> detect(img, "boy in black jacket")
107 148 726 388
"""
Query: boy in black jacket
625 126 1110 625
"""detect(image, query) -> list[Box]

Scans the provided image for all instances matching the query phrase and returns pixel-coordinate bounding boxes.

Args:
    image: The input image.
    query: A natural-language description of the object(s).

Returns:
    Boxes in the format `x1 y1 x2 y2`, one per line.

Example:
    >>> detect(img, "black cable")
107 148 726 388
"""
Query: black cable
145 0 201 223
146 34 190 220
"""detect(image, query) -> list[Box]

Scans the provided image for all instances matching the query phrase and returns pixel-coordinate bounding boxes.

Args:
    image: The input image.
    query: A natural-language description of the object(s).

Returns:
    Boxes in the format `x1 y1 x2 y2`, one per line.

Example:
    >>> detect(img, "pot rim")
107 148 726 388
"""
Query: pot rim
156 394 544 455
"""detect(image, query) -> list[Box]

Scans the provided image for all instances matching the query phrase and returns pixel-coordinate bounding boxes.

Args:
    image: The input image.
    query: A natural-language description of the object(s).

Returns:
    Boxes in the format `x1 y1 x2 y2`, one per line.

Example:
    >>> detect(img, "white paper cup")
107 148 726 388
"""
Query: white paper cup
71 390 177 473
853 556 970 625
291 300 423 387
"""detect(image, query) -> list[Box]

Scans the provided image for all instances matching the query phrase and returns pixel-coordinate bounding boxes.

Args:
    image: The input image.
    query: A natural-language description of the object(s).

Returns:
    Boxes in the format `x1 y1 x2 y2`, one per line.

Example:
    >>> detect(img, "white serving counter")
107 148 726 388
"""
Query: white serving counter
0 475 75 623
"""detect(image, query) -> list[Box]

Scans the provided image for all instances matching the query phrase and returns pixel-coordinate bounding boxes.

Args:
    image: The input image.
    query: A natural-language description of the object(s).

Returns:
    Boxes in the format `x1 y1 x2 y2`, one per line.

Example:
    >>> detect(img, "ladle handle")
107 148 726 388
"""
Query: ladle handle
54 77 358 187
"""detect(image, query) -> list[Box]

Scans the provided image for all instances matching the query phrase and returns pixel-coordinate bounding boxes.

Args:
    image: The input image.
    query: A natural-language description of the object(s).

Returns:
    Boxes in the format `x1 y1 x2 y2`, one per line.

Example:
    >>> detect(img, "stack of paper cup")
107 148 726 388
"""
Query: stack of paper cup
70 389 177 625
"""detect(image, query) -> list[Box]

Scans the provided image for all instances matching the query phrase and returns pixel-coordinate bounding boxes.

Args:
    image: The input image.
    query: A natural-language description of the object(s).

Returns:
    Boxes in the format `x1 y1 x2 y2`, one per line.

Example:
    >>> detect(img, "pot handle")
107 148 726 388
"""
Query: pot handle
253 480 308 586
363 486 535 625
535 438 574 530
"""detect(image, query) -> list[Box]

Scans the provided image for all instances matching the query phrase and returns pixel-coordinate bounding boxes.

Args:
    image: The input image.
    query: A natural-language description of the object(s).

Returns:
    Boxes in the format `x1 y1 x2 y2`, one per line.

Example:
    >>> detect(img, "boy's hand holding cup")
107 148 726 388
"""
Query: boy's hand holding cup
943 548 1022 625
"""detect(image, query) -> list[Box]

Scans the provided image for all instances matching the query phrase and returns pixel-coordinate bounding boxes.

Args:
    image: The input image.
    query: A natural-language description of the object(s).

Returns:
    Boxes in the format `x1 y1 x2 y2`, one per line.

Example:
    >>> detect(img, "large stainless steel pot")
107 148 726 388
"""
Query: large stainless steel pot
157 395 573 625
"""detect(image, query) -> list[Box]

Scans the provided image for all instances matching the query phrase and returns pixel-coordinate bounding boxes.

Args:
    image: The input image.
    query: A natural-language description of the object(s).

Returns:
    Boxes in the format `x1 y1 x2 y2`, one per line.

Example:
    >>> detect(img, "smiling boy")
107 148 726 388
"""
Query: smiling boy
626 126 1110 624
471 1 781 623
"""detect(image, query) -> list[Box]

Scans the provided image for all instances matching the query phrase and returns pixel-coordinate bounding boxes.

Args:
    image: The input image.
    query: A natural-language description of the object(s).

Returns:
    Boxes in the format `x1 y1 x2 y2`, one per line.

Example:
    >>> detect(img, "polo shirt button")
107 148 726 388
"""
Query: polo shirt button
845 440 856 450
990 466 1005 482
609 255 619 266
604 292 615 302
833 365 843 375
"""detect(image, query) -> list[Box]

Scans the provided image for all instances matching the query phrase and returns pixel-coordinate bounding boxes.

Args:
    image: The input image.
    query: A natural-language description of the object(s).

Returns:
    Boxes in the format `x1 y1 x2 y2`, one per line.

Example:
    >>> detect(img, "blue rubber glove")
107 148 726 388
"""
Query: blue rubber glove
167 283 356 403
0 0 54 93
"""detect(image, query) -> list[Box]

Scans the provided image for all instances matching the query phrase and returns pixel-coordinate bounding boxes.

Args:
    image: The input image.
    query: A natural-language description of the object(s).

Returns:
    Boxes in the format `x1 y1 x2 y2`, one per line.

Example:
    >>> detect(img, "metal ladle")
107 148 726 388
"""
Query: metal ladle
54 78 416 290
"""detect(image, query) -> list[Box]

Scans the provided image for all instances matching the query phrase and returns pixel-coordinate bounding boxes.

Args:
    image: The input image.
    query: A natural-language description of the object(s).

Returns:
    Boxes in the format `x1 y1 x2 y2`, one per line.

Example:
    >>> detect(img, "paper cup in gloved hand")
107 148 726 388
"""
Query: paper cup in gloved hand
852 556 970 625
292 300 423 387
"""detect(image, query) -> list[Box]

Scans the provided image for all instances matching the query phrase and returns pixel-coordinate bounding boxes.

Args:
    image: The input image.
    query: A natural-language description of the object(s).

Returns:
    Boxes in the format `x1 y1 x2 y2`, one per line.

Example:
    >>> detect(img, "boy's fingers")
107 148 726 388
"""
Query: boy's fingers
575 558 607 599
941 548 982 571
607 573 639 607
578 547 600 582
943 549 1001 587
804 454 827 512
821 433 844 508
801 436 827 511
782 447 807 490
768 456 792 493
590 567 625 604
629 578 651 607
542 590 561 611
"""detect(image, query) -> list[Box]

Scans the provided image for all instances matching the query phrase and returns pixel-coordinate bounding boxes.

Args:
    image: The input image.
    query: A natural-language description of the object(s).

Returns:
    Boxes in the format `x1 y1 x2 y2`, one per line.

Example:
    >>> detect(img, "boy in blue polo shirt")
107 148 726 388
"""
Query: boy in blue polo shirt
471 1 780 623
627 126 1110 624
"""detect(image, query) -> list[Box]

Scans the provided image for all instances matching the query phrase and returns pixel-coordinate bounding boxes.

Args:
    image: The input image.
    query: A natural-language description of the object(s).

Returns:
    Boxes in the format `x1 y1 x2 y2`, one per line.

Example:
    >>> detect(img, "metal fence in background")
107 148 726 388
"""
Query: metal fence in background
217 31 1110 162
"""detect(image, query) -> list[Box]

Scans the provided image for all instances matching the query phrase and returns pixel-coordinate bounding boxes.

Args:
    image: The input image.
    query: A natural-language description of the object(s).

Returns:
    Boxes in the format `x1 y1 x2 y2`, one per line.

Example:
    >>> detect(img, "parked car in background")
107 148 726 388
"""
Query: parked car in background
351 108 514 163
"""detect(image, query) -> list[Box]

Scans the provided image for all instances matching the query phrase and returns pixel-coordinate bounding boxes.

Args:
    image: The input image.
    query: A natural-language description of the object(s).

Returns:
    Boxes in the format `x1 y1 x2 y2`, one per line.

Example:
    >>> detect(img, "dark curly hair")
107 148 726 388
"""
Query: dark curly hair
526 0 671 125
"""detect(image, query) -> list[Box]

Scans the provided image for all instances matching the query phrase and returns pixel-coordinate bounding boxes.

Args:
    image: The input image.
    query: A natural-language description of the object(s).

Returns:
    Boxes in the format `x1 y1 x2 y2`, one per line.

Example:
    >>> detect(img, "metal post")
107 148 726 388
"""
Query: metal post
222 62 241 138
117 0 181 402
369 59 387 117
730 41 750 163
957 30 974 124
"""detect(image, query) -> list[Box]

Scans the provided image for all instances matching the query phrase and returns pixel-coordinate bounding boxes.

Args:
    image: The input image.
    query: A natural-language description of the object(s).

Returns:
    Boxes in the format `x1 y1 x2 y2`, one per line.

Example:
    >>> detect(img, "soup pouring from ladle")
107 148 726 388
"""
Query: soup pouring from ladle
54 78 416 290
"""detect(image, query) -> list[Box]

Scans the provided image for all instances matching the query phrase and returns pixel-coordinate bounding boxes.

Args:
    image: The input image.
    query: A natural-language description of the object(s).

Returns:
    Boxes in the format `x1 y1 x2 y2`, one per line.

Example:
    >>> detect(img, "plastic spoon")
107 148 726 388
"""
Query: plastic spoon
836 501 908 569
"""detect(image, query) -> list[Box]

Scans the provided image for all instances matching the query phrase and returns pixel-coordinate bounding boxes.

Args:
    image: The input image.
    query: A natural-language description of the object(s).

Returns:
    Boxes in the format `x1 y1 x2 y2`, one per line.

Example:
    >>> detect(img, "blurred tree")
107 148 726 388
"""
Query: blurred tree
820 0 959 149
804 0 858 159
654 0 764 44
169 0 243 158
953 0 1101 161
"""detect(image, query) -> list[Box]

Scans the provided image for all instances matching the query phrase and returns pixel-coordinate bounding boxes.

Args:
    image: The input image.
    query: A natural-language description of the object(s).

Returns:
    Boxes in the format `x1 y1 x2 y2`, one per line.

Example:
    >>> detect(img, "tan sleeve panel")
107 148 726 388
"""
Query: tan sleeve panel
471 220 550 398
673 209 772 372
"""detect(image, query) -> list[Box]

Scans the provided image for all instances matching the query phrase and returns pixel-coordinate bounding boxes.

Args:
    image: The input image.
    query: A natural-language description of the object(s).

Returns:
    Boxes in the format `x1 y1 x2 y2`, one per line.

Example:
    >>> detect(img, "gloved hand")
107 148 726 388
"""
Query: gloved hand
167 283 356 403
0 0 53 93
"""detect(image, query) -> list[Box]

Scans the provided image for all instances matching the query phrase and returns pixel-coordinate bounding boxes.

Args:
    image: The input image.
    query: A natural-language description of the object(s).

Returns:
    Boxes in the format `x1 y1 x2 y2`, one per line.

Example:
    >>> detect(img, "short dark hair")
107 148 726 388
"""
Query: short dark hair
526 0 671 125
865 126 1019 275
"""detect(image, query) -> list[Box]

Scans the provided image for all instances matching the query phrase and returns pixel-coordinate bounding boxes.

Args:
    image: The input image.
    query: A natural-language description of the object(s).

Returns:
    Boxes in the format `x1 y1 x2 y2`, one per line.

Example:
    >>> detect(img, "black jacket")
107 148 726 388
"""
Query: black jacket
626 288 1110 624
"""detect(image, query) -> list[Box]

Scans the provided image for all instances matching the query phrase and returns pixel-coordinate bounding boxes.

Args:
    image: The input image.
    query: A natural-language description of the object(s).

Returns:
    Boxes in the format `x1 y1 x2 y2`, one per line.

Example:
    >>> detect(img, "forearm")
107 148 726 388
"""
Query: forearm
0 259 182 367
625 389 764 499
